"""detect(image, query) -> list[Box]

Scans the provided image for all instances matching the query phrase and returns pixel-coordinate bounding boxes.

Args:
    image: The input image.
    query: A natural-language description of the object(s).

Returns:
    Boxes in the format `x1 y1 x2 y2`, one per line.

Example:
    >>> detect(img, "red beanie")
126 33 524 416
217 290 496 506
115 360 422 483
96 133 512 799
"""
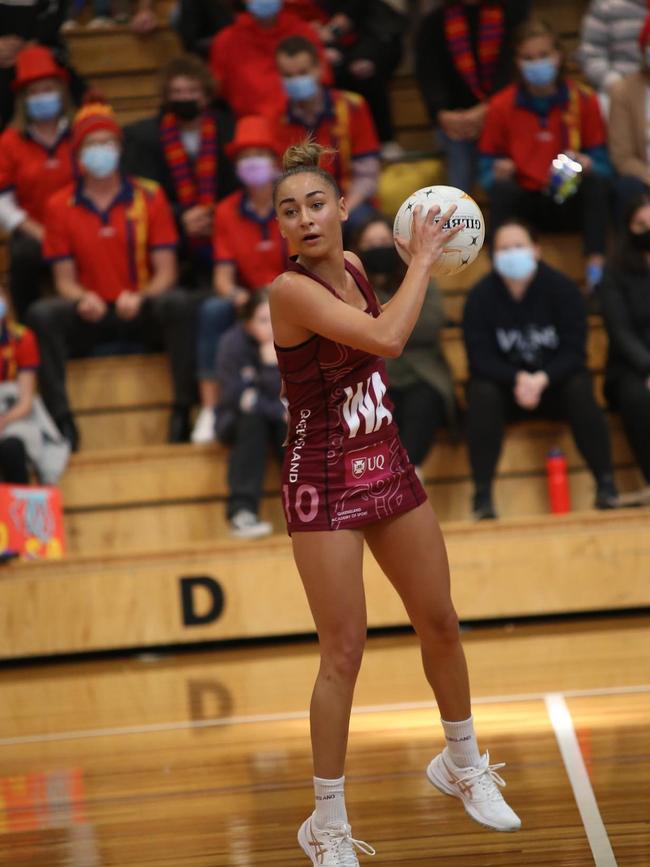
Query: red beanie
71 101 122 152
640 13 650 49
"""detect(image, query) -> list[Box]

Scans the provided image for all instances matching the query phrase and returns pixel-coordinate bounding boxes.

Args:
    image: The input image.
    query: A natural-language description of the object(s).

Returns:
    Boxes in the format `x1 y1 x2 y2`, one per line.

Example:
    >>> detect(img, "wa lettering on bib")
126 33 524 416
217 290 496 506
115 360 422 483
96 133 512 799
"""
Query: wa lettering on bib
342 371 393 439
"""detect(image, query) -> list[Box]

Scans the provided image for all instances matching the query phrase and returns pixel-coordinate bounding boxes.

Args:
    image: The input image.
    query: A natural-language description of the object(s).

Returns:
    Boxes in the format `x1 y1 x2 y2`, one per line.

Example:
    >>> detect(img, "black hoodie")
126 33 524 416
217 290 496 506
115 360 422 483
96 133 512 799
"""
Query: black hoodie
462 261 588 387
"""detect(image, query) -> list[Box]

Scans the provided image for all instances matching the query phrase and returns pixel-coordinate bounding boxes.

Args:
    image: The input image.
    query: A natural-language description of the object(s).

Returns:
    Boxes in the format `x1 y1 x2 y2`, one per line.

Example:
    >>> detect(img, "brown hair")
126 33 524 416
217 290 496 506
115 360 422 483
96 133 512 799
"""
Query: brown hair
273 139 340 205
159 55 215 105
276 34 319 63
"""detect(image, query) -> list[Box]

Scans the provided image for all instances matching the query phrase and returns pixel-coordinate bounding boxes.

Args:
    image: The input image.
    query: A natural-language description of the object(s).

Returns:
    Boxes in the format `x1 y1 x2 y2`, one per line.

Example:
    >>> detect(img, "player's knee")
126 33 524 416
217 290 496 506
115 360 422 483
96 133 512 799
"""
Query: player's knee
419 605 460 648
320 631 366 683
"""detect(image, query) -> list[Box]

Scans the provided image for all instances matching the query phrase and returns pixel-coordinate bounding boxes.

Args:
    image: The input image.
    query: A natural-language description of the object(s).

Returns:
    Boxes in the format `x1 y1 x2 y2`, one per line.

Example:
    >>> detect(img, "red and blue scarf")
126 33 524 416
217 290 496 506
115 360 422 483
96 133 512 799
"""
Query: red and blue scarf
444 2 505 101
160 111 217 210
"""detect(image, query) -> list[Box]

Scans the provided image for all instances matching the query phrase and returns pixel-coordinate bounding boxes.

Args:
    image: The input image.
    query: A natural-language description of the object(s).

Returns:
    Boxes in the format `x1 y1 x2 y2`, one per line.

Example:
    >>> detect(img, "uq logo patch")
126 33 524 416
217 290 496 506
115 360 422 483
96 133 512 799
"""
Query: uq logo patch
342 371 393 439
345 440 390 487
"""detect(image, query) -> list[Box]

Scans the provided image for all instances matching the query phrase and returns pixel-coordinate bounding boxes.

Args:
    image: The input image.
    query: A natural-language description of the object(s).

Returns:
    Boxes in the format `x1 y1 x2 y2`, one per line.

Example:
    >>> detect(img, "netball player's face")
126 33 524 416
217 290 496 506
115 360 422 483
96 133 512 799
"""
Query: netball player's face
276 172 348 255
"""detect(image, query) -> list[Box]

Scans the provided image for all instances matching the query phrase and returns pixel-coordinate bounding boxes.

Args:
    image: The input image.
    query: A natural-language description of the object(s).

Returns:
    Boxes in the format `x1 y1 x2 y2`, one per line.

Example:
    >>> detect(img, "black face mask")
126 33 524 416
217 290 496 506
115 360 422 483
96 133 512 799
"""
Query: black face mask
360 245 400 277
631 229 650 252
166 99 202 122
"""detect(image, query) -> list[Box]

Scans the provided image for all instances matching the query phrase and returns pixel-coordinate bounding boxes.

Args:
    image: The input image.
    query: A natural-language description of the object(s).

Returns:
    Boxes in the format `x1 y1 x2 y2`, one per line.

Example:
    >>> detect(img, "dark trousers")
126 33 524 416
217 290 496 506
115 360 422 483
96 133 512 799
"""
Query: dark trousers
467 371 614 494
0 437 29 484
227 411 285 518
27 290 197 423
390 381 447 467
489 174 610 256
610 372 650 484
9 232 51 322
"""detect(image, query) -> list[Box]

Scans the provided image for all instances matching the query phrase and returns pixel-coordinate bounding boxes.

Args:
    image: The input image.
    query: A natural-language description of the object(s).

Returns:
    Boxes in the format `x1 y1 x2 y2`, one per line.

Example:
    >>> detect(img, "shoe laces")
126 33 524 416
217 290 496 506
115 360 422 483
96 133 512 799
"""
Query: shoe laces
455 751 507 800
322 822 376 865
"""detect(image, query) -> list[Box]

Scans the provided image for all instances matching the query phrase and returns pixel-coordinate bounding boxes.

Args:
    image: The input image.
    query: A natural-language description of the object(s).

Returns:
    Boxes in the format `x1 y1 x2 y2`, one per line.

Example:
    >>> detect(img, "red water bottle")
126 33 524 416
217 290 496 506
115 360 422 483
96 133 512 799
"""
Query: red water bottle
546 448 571 514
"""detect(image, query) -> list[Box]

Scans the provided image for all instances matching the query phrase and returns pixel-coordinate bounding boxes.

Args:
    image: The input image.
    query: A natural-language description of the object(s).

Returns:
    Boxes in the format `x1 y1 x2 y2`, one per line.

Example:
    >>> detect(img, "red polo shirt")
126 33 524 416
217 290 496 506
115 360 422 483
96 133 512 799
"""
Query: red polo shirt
0 322 39 382
43 177 178 301
267 88 379 194
213 189 286 290
209 10 332 119
0 127 74 224
479 80 607 191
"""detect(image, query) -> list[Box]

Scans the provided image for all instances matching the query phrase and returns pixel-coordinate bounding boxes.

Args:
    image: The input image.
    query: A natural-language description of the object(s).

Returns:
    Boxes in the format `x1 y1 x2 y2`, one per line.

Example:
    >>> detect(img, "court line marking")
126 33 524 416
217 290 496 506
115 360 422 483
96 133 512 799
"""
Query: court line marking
0 683 648 747
545 693 618 866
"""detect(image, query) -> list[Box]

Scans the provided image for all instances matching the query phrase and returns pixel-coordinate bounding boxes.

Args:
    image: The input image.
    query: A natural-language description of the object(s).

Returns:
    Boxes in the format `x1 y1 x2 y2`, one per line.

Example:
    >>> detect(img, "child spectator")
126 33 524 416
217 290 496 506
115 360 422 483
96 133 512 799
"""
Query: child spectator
269 34 380 227
608 13 650 218
479 18 612 291
192 116 284 443
209 0 331 120
0 46 75 320
463 219 618 520
123 55 237 288
353 215 456 475
579 0 646 117
27 102 196 450
416 0 528 193
0 283 69 484
216 292 285 539
599 193 650 506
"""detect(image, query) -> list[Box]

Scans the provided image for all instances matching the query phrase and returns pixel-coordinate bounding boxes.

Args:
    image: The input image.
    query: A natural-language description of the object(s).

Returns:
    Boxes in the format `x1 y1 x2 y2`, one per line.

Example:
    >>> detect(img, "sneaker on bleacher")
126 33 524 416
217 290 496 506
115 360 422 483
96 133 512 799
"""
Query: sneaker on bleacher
230 510 272 540
191 407 217 444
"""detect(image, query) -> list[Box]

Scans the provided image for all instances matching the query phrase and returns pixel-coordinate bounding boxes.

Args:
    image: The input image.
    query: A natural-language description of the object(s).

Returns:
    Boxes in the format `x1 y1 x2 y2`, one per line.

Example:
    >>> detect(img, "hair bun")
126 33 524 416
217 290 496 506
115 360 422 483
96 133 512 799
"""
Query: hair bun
282 138 334 171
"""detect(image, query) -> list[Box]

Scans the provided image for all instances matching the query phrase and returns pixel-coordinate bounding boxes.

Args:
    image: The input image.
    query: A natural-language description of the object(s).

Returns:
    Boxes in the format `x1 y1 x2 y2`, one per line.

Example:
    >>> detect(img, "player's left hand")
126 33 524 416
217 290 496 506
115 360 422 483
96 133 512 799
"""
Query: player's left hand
115 291 143 321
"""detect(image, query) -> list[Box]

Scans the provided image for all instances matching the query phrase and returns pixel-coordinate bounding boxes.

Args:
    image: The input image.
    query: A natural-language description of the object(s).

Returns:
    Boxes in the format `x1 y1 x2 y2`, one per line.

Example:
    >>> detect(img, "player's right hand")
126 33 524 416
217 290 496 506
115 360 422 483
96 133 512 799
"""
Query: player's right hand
395 204 463 269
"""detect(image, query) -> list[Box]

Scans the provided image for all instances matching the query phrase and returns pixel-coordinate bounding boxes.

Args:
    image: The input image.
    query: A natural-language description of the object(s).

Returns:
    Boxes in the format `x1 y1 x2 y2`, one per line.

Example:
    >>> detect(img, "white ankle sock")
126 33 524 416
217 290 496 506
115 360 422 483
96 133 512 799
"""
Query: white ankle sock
313 775 348 828
441 715 481 767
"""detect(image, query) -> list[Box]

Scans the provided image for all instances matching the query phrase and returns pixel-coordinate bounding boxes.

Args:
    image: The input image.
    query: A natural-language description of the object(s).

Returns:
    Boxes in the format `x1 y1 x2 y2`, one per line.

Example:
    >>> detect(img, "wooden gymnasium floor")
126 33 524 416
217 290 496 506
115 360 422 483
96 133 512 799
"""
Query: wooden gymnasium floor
0 613 648 866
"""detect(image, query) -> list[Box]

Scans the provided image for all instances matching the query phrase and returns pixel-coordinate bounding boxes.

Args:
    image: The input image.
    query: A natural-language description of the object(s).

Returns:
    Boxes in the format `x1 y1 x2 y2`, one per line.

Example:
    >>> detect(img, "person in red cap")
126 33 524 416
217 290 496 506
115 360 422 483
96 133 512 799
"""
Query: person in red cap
26 101 198 449
209 0 331 120
191 115 285 443
0 45 75 320
608 12 650 218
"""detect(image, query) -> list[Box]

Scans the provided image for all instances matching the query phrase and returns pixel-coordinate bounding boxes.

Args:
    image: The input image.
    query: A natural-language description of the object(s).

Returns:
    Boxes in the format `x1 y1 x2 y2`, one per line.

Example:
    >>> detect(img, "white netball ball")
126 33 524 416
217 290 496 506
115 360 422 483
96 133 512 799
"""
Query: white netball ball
393 185 485 276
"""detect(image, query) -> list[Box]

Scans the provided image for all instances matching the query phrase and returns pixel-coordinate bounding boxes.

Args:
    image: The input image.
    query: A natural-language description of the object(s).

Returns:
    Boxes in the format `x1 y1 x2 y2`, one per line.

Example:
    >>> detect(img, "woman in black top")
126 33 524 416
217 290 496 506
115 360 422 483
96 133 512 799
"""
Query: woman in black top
463 219 618 519
599 194 650 505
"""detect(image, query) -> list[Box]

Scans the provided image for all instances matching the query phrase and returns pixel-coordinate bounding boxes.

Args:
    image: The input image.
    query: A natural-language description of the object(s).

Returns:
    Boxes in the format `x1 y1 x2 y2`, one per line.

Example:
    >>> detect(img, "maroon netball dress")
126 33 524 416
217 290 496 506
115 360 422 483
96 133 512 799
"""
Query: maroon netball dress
276 256 427 534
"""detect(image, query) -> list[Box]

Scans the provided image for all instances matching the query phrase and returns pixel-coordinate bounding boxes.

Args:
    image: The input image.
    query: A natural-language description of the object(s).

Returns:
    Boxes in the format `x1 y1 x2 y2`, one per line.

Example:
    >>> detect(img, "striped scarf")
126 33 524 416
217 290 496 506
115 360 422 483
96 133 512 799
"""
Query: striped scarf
160 111 217 210
444 3 505 101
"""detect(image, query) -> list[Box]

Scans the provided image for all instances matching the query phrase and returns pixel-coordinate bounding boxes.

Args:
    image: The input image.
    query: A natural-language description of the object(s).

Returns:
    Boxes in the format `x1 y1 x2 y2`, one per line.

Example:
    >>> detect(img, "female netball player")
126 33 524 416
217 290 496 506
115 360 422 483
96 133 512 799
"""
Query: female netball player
270 142 521 866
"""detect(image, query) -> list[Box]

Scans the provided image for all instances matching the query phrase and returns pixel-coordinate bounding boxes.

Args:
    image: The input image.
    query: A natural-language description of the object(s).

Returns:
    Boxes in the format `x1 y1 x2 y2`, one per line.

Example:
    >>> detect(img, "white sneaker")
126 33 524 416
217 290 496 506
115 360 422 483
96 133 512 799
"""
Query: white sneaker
229 510 272 540
426 748 521 832
190 406 216 444
298 814 375 865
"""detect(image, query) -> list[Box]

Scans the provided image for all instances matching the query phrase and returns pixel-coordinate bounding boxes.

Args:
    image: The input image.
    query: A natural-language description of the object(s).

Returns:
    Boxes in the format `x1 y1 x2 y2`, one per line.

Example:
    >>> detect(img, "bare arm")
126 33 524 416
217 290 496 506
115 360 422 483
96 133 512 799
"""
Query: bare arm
141 249 177 297
0 370 35 428
52 258 86 302
270 205 460 357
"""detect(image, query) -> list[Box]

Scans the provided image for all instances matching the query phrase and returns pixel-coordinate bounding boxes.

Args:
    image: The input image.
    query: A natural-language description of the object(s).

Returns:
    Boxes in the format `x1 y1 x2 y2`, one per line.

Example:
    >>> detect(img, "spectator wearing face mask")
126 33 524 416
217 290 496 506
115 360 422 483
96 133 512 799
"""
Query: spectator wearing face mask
353 215 456 475
269 34 380 228
463 219 618 521
191 116 286 443
209 0 332 120
123 55 237 289
0 46 76 321
598 193 650 507
479 18 613 292
608 14 650 220
27 101 197 450
216 291 285 539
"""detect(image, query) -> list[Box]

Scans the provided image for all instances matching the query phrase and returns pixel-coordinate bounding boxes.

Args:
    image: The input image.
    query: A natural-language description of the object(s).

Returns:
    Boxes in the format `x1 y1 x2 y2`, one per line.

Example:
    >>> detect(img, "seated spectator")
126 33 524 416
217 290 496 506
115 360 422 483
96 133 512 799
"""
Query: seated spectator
27 101 197 450
463 219 619 520
0 46 76 322
479 18 612 291
0 283 69 484
579 0 646 117
63 0 159 33
608 14 650 220
309 1 407 155
209 0 331 120
216 292 285 539
269 34 380 227
123 55 237 288
599 194 650 506
192 115 284 442
0 0 86 131
353 215 456 474
416 0 528 193
176 0 235 58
